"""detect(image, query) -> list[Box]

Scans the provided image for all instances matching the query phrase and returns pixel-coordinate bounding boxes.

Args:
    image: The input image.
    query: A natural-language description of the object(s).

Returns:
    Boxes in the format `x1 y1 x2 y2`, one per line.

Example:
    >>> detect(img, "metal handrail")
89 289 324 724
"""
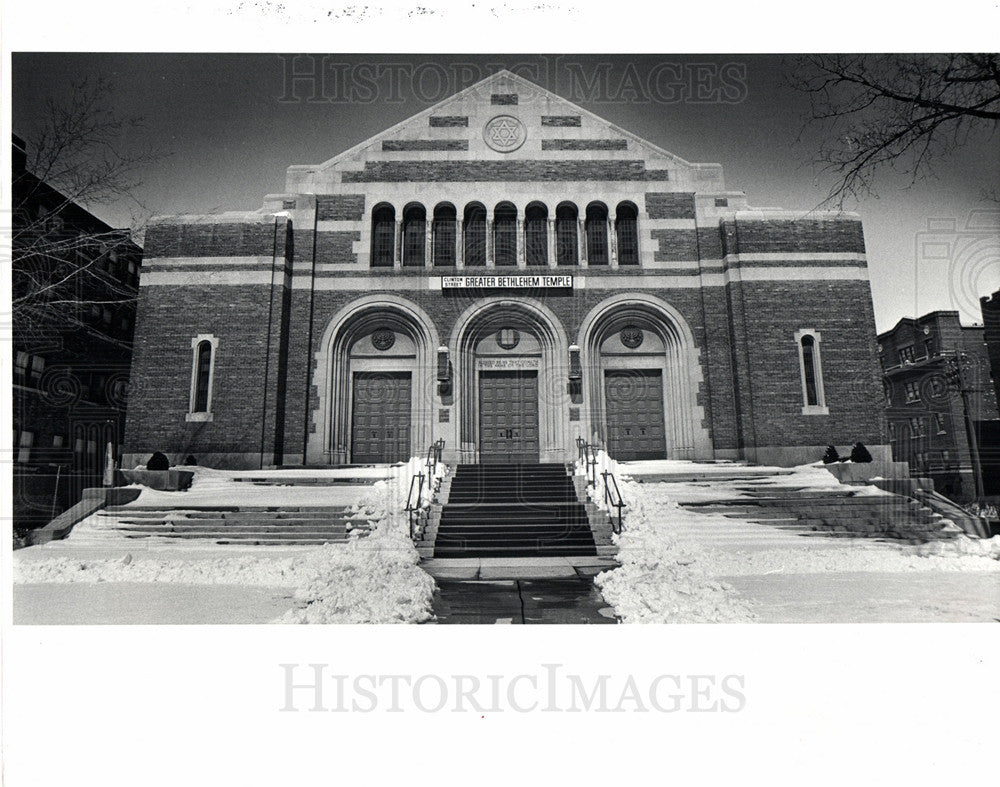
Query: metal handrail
405 471 425 540
408 440 447 541
582 442 599 488
601 470 625 534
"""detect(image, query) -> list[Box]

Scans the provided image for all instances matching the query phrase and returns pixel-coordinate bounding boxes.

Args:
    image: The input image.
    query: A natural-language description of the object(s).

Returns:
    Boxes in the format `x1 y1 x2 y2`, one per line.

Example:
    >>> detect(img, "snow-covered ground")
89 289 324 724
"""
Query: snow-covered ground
15 459 443 624
581 454 1000 624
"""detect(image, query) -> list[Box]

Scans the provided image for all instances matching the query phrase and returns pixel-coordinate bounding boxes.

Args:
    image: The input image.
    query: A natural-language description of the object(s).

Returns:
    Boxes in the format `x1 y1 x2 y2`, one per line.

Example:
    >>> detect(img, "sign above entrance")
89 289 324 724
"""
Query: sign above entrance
440 274 573 289
476 357 540 370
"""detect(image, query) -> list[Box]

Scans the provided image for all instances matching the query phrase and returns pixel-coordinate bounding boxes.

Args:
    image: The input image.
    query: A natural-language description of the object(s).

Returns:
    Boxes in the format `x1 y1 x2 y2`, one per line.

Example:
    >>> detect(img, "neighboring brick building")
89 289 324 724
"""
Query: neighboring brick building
12 134 142 533
983 290 1000 411
123 70 888 470
878 311 1000 501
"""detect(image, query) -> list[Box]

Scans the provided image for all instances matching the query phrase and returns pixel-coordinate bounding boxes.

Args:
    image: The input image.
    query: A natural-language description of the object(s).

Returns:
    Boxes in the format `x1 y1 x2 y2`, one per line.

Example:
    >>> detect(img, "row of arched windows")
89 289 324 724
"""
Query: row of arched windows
370 201 640 268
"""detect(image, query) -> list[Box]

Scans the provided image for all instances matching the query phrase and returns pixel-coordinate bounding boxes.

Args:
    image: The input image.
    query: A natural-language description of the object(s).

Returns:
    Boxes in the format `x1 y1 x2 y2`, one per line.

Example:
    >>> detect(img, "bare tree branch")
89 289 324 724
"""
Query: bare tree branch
13 78 166 349
787 54 1000 207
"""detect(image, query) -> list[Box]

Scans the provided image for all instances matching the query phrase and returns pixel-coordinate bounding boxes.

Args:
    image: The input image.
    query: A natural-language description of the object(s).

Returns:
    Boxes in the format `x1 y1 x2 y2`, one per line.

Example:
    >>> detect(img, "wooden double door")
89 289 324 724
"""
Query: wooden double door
478 370 539 463
604 369 667 460
350 371 412 463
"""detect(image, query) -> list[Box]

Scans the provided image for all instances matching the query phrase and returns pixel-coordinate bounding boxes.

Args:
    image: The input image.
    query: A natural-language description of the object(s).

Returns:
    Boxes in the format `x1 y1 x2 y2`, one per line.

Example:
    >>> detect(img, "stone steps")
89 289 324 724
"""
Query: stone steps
423 463 614 559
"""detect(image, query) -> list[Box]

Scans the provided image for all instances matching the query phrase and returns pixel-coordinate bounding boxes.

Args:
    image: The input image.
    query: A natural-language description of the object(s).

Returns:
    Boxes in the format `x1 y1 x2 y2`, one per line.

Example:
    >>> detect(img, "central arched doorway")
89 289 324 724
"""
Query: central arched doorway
452 299 569 463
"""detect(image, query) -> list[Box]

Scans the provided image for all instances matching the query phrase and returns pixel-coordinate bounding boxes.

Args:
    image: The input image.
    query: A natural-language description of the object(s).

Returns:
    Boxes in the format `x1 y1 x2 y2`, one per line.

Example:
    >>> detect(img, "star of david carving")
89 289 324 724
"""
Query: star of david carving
489 119 521 147
483 115 526 152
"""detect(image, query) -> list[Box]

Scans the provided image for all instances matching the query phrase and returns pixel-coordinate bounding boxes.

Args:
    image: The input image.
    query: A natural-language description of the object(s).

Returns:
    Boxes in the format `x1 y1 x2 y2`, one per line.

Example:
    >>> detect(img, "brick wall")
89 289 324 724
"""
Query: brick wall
342 160 672 182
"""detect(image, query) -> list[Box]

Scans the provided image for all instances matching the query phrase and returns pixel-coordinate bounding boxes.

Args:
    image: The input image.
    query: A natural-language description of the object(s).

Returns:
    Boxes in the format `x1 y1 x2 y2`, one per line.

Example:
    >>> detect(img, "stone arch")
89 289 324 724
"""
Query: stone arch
309 295 440 465
450 297 570 463
577 293 711 460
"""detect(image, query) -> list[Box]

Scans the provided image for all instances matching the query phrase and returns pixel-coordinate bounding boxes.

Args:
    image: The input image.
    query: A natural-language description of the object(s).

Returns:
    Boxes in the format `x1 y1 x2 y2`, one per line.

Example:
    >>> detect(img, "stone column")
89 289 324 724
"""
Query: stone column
486 214 495 268
608 218 618 268
455 219 464 269
517 219 527 268
578 218 588 267
393 219 403 269
424 219 433 269
547 218 557 268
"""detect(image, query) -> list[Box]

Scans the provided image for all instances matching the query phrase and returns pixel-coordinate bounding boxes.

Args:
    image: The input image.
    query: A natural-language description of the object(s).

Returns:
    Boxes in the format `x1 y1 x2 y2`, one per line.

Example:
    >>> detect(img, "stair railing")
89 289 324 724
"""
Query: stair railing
582 442 599 488
405 471 426 541
601 470 625 534
409 440 447 541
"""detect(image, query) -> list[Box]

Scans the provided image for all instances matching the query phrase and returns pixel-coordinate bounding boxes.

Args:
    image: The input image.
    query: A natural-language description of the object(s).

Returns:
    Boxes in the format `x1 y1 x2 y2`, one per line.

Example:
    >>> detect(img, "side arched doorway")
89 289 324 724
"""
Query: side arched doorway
311 298 438 465
578 294 711 461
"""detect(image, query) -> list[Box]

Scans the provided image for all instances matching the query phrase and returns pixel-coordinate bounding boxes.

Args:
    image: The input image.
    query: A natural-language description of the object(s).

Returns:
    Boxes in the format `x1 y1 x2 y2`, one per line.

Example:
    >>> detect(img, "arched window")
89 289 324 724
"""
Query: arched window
188 335 219 421
585 202 609 266
463 203 486 267
493 202 517 266
795 329 828 414
615 202 639 265
370 203 395 268
402 203 426 267
556 202 578 266
432 203 457 267
525 202 548 267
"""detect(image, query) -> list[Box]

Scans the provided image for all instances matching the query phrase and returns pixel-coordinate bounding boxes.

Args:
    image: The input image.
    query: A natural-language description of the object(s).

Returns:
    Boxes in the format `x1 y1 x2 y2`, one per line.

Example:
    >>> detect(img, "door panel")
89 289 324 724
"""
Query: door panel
351 371 412 463
478 370 539 462
604 369 666 461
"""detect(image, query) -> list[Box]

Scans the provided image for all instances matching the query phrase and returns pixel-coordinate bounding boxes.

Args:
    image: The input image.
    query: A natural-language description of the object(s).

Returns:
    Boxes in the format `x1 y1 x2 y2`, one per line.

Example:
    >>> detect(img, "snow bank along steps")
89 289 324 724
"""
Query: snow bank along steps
419 463 617 559
76 504 366 546
679 483 961 541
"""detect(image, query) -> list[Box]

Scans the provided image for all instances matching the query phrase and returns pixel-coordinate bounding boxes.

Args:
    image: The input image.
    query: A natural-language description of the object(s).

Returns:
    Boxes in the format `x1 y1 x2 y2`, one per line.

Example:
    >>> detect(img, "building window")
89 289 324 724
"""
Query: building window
888 422 897 441
187 335 219 422
18 431 34 463
795 329 828 414
53 435 65 448
524 202 548 266
923 339 934 359
898 345 915 364
432 203 457 267
903 380 920 403
493 202 517 266
934 413 946 434
402 203 426 267
909 416 924 437
370 203 396 267
615 202 639 265
15 351 28 381
585 202 609 266
556 202 578 266
29 355 45 384
463 203 487 267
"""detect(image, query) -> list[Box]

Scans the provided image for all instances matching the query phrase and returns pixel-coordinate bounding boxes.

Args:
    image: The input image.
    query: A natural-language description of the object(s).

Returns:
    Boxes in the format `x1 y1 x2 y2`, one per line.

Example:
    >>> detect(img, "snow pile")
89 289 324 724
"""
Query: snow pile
590 463 756 623
915 535 1000 561
679 543 1000 576
276 466 437 624
18 458 443 624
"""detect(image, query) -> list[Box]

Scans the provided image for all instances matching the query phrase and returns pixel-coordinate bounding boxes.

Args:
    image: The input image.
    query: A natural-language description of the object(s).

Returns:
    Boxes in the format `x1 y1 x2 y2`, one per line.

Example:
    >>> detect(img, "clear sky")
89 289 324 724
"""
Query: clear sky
12 52 1000 333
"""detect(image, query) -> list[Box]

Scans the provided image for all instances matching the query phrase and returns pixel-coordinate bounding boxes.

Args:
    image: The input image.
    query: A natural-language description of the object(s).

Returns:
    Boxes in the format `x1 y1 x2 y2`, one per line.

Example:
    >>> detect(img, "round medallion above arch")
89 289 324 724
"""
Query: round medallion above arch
483 115 526 153
371 328 396 351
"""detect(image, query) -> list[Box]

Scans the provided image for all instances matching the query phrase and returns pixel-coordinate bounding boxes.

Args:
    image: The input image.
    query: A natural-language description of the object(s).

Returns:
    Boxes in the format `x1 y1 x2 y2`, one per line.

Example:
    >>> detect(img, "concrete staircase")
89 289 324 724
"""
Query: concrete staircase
679 483 961 542
70 504 367 546
417 463 617 559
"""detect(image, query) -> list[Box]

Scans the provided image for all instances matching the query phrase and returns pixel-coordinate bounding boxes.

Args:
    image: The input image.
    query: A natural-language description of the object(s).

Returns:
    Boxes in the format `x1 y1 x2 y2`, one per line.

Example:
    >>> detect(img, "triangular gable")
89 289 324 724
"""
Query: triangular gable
299 69 703 175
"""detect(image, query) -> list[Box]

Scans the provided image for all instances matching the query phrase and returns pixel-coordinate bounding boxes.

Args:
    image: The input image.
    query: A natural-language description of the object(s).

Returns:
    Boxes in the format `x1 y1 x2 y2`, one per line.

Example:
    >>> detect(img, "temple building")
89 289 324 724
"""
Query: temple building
123 70 887 469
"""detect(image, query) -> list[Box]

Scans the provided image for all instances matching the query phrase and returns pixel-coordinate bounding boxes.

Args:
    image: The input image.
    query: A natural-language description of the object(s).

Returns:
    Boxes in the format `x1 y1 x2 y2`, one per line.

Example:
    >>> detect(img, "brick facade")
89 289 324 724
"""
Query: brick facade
124 70 887 470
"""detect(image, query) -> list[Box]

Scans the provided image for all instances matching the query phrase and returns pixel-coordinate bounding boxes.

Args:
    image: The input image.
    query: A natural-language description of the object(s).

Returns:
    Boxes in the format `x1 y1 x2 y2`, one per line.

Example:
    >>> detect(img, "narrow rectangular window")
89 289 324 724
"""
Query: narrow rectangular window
194 341 212 412
796 330 827 414
18 431 34 463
